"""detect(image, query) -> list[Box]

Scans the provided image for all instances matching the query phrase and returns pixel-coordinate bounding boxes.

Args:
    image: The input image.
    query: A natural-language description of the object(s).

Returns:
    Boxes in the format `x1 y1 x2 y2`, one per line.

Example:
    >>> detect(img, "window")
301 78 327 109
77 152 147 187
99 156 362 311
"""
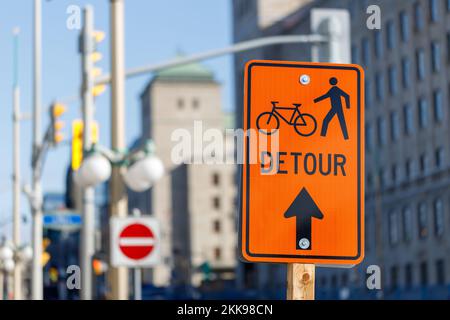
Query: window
447 33 450 63
341 273 348 287
420 262 428 286
388 66 398 95
213 220 221 233
436 260 446 284
214 247 222 260
420 154 428 174
391 164 399 185
331 275 338 288
416 49 426 80
414 2 424 31
177 98 184 109
433 90 443 122
389 211 399 245
433 198 444 237
367 173 373 189
429 0 439 22
192 98 200 109
362 38 370 66
386 20 396 49
213 197 221 209
447 0 450 11
431 42 441 72
405 264 413 288
405 159 413 180
212 173 220 186
375 73 385 101
374 31 383 57
377 117 387 146
390 266 399 290
402 207 413 242
365 80 372 108
418 98 428 128
366 123 373 152
435 147 444 168
403 104 414 135
390 111 400 141
378 168 386 189
399 11 410 42
418 202 428 239
401 57 411 89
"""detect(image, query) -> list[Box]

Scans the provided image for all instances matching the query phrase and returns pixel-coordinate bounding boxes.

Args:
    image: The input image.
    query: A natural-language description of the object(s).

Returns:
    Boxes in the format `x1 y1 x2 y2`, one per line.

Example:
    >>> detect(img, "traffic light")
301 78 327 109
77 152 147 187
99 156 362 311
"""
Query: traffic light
92 259 108 276
50 102 67 146
71 119 99 171
91 30 106 97
42 237 51 267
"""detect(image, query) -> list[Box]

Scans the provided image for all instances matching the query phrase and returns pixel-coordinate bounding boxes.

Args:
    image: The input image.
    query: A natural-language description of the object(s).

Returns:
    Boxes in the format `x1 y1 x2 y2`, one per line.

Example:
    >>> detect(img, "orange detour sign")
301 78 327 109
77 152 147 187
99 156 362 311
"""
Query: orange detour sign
239 60 365 265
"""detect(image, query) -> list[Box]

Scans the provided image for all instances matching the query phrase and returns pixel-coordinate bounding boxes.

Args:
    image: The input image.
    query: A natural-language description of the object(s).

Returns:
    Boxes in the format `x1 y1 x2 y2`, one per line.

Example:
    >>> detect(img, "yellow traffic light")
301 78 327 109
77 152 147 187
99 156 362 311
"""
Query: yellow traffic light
50 103 67 146
71 120 100 171
92 84 106 97
52 103 66 118
92 67 102 78
91 52 103 63
93 30 105 43
42 238 51 267
49 267 59 283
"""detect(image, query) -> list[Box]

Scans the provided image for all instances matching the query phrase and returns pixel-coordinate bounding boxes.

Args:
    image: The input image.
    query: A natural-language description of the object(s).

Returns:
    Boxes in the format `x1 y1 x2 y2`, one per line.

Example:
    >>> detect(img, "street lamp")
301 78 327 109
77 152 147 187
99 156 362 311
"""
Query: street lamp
123 154 164 193
74 140 164 192
74 153 112 189
0 241 33 300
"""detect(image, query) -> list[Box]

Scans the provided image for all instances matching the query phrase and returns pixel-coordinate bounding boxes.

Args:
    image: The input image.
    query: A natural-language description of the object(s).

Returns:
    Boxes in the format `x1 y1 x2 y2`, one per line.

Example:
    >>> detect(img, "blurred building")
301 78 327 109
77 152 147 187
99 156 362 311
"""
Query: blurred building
128 60 237 288
233 0 450 299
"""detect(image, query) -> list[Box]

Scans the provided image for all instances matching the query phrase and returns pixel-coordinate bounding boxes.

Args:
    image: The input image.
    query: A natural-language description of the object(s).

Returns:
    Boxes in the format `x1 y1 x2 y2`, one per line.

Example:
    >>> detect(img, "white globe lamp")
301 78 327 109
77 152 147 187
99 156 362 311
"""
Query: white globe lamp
74 153 112 188
123 155 164 192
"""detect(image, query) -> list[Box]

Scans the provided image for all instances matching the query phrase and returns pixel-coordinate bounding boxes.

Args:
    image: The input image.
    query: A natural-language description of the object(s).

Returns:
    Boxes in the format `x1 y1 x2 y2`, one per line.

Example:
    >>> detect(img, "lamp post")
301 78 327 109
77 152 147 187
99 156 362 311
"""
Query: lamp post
74 140 164 192
0 241 33 300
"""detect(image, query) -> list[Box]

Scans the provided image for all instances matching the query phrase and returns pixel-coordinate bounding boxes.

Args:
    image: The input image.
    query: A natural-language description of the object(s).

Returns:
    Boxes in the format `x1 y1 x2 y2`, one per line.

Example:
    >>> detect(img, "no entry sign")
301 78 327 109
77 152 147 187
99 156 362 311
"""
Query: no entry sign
239 60 365 265
111 217 160 267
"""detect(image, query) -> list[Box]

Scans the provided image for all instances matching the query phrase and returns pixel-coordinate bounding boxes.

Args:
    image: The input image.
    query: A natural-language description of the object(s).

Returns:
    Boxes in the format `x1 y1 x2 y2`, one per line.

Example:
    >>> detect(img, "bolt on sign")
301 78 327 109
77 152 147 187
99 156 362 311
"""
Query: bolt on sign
239 60 365 265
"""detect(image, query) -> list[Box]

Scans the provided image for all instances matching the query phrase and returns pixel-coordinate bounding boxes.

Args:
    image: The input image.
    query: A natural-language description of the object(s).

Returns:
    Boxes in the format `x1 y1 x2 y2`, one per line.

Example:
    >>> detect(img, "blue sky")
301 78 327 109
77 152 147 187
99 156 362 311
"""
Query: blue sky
0 0 233 240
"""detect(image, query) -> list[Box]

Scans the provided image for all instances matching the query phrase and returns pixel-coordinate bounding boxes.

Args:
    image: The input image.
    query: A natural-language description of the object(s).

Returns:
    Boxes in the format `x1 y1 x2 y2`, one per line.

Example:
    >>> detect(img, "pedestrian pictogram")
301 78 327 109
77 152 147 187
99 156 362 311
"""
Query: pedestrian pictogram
314 77 351 140
111 217 160 267
239 60 365 265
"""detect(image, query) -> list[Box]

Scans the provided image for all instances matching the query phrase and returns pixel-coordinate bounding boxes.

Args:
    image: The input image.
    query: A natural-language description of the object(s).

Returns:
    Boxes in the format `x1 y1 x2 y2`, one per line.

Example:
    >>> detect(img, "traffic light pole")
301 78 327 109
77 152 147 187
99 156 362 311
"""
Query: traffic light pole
12 28 23 301
31 0 43 301
80 5 96 300
109 0 128 300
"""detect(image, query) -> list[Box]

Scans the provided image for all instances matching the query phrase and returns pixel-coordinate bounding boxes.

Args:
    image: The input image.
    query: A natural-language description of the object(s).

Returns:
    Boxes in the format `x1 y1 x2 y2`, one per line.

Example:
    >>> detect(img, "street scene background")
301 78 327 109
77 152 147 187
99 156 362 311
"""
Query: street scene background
0 0 450 300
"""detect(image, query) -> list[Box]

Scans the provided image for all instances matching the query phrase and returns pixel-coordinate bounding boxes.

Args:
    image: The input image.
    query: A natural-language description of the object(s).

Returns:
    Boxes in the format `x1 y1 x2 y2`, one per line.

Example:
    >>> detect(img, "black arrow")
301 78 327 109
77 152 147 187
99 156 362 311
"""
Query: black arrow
284 188 324 250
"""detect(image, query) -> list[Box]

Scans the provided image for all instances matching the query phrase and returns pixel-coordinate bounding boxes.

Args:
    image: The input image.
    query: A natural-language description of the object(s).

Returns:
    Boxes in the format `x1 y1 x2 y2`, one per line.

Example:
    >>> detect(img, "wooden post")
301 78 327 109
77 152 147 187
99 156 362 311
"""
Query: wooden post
287 264 315 300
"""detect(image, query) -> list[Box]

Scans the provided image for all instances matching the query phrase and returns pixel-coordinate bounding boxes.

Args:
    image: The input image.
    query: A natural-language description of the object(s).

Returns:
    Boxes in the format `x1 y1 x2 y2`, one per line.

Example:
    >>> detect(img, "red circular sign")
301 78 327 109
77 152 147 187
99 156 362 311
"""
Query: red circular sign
119 223 155 260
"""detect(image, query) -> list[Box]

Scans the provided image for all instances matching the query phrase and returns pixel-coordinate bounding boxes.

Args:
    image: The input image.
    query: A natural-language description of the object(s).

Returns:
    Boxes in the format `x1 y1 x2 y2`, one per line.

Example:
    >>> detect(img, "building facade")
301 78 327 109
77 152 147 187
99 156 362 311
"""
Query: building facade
128 61 237 288
233 0 450 299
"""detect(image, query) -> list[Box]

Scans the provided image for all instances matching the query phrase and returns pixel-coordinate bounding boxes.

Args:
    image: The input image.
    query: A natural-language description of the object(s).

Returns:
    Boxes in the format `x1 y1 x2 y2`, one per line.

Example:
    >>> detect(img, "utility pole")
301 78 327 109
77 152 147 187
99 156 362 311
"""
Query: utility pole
109 0 128 300
80 5 96 300
12 27 23 301
31 0 43 300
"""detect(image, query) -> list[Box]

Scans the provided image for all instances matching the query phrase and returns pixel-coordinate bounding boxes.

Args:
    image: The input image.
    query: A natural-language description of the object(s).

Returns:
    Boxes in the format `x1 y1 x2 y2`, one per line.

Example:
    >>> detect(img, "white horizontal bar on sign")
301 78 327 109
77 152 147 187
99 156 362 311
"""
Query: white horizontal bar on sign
119 238 155 246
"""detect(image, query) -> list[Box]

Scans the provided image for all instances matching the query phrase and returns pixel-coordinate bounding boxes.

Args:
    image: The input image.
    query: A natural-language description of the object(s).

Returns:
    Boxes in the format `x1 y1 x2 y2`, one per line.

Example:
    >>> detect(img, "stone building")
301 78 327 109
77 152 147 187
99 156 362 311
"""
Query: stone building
128 60 237 287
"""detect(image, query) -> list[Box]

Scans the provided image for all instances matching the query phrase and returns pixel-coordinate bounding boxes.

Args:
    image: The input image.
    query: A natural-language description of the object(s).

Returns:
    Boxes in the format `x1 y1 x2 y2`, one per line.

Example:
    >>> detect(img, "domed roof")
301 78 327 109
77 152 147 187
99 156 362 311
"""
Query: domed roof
154 55 214 82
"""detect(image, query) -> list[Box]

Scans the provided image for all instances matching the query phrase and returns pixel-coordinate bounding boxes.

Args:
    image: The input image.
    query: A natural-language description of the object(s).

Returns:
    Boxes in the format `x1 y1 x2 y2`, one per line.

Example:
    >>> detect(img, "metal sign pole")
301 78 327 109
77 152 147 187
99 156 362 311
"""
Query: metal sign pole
134 268 142 301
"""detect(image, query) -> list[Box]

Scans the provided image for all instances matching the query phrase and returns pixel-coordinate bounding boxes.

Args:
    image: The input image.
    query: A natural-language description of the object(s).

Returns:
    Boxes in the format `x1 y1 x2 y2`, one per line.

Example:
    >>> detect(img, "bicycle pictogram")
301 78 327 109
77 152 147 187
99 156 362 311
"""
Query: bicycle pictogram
256 101 317 137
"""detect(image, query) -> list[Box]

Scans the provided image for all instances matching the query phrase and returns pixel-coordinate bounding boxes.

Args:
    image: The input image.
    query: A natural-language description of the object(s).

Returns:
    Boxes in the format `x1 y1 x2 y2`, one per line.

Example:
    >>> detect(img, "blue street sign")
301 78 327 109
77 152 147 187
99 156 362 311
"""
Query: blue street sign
43 212 82 229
